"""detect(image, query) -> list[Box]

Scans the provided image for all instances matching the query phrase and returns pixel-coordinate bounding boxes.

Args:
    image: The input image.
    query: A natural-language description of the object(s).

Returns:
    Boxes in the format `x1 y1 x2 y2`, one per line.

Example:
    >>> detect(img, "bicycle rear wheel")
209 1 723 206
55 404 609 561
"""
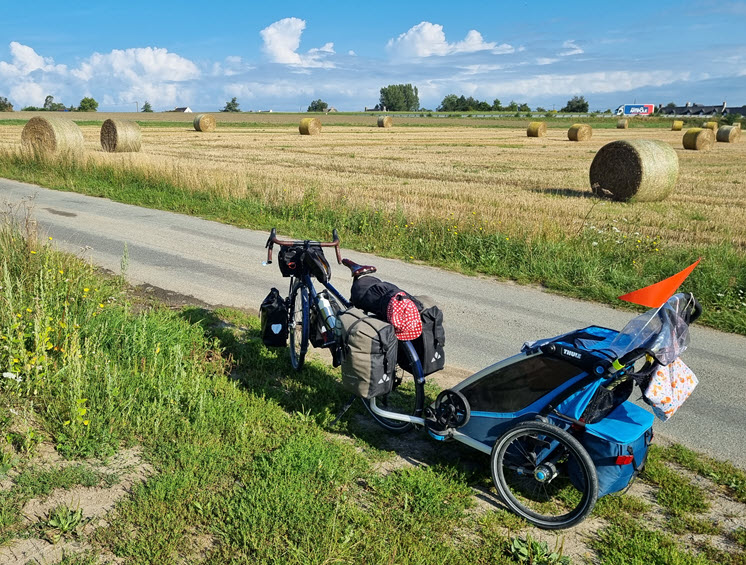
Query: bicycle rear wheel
490 421 598 529
288 280 309 371
362 341 425 434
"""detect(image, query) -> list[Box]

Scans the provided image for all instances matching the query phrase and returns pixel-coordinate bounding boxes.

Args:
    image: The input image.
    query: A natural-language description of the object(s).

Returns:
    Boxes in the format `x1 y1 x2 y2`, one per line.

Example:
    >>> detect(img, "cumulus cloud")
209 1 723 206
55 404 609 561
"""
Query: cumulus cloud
260 18 335 68
387 22 513 58
0 42 66 78
71 47 199 82
559 40 584 56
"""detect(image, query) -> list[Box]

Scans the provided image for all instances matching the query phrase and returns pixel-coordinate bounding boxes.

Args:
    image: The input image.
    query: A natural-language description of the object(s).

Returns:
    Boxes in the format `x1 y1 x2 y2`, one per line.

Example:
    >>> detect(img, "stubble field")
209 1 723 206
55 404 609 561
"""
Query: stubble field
0 113 744 331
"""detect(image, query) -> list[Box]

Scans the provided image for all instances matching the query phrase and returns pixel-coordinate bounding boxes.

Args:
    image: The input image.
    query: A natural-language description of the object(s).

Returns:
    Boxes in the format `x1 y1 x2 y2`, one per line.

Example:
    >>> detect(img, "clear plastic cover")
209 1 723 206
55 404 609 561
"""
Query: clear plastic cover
607 293 695 365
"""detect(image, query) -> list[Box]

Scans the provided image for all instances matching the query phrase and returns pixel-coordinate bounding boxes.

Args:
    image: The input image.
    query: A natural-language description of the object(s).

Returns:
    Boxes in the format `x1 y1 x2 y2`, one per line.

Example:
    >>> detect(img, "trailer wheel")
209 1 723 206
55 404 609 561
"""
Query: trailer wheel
490 421 598 529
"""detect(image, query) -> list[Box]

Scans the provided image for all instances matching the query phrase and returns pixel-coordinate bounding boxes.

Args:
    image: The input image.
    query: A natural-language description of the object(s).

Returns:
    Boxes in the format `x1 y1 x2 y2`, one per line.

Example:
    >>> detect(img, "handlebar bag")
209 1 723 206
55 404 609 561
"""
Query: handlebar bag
398 295 446 376
260 288 288 347
337 308 397 399
278 245 303 277
569 400 654 497
302 246 331 284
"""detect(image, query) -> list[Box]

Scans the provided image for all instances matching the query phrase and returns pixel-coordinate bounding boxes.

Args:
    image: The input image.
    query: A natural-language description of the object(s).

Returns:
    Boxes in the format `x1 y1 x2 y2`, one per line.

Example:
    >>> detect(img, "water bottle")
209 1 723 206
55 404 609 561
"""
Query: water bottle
317 294 337 340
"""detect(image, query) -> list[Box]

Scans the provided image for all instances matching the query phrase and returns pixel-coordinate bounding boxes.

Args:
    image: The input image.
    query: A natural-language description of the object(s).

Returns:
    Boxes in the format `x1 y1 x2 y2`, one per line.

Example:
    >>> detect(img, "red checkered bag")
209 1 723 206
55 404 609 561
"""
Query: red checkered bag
387 292 422 341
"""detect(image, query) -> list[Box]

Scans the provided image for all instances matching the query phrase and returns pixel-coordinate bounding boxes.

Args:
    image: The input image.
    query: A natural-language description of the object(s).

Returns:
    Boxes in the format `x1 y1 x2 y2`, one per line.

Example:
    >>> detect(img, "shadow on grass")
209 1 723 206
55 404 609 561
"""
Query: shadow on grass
530 187 597 199
179 305 494 493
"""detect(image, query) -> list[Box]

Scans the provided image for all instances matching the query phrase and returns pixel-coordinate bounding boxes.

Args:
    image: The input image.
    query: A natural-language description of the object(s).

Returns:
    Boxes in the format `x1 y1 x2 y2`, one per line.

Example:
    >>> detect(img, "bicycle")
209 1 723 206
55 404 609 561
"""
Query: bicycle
265 227 426 433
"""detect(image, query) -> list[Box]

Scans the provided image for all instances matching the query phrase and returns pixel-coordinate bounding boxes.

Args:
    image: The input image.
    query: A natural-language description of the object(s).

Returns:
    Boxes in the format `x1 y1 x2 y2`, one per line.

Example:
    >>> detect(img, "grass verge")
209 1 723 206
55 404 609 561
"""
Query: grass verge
0 149 743 334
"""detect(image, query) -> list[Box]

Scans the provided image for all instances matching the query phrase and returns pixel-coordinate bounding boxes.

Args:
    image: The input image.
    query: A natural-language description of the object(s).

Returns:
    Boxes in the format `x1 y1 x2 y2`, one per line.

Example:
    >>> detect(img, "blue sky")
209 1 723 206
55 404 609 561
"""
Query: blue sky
1 0 745 112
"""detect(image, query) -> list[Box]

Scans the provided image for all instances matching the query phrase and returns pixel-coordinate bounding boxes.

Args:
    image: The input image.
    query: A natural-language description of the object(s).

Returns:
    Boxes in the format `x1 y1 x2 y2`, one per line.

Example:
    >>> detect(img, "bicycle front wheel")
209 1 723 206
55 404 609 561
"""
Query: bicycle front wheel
362 341 425 434
490 421 598 529
288 280 309 371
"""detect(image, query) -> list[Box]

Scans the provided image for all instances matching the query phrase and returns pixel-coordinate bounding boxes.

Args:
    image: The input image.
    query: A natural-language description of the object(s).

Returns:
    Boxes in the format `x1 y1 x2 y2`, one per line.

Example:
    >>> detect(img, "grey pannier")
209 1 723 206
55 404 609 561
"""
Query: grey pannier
337 308 398 398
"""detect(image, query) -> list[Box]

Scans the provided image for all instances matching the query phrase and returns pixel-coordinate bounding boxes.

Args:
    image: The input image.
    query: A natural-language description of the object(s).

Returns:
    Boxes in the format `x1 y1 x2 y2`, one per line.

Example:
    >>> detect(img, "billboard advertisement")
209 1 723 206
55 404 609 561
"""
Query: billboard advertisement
617 104 655 116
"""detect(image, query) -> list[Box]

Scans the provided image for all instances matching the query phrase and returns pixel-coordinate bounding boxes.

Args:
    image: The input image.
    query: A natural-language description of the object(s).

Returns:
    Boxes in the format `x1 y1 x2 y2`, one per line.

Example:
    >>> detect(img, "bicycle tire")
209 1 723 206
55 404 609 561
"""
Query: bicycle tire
288 280 309 371
362 341 425 434
490 421 598 529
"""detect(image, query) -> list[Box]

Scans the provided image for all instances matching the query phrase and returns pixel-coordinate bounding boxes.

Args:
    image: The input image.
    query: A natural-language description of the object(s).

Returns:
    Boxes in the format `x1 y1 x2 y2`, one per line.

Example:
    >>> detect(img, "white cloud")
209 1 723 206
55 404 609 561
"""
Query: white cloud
260 18 335 68
348 50 357 56
0 42 66 78
71 47 199 82
559 40 584 56
387 22 513 58
536 58 559 65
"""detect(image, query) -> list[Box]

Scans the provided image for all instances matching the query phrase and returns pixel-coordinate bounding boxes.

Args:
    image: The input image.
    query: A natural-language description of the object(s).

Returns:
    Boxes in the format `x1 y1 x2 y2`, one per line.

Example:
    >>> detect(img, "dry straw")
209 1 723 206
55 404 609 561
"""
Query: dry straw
100 119 141 153
716 125 741 143
705 121 718 132
617 119 629 129
377 116 393 128
526 122 547 137
299 117 322 135
21 116 84 153
568 123 592 141
193 114 216 132
682 128 715 151
590 139 679 202
671 120 684 131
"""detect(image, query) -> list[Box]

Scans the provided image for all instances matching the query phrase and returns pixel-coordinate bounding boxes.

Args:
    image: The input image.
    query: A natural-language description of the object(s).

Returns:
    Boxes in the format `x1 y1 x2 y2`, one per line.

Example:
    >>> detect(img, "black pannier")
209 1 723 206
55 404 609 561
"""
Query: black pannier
351 276 420 318
398 295 445 376
260 288 288 347
302 246 331 284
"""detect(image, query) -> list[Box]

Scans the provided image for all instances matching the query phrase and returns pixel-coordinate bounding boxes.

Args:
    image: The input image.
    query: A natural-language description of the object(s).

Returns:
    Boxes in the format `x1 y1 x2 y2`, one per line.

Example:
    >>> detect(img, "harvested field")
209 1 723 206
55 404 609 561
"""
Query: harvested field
1 114 746 251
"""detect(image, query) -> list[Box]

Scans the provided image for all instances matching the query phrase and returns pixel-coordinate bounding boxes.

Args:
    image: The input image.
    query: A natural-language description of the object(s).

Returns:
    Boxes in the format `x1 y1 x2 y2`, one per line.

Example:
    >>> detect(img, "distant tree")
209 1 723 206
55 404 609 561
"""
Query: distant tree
506 100 519 112
221 97 240 112
141 101 153 112
379 84 419 112
437 94 459 112
492 99 502 111
665 102 677 109
307 99 328 112
21 106 43 111
535 106 546 113
42 95 65 111
0 97 13 112
518 103 531 112
561 96 589 112
78 97 98 112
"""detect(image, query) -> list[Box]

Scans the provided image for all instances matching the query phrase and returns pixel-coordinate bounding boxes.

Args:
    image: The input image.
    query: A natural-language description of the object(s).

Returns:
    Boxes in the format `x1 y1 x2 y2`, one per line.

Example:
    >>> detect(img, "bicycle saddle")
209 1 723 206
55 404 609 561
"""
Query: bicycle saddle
342 258 377 279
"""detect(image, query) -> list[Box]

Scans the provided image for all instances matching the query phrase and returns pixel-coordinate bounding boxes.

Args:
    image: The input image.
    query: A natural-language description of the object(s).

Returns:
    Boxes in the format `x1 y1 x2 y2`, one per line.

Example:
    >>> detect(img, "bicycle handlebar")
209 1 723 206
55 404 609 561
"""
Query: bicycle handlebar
265 227 342 264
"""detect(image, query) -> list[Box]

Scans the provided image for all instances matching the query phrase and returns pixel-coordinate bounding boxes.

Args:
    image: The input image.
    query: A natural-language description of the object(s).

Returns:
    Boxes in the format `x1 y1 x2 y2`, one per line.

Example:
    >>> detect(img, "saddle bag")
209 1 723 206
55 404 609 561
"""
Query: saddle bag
260 288 288 347
398 295 446 376
570 401 654 498
351 276 418 318
337 308 398 399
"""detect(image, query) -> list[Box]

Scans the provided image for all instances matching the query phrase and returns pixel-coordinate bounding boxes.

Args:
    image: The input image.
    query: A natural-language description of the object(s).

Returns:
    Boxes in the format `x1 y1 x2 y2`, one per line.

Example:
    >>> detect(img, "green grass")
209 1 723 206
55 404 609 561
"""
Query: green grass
2 217 745 563
643 447 710 516
0 149 743 335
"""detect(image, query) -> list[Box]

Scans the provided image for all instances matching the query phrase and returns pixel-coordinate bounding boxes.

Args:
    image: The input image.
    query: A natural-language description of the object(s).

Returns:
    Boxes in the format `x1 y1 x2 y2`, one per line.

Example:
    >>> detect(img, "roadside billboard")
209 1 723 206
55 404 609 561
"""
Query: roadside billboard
616 104 655 116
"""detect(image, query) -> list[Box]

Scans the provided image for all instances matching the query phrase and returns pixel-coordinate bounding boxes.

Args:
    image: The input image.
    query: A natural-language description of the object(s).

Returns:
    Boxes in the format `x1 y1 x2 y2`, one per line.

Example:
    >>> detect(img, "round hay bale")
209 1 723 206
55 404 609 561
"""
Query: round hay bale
704 121 719 132
682 128 715 151
21 116 84 153
377 116 393 128
671 120 684 131
100 119 141 153
590 139 679 202
526 121 547 137
193 114 216 132
568 123 592 141
299 117 322 135
716 125 741 143
617 118 629 129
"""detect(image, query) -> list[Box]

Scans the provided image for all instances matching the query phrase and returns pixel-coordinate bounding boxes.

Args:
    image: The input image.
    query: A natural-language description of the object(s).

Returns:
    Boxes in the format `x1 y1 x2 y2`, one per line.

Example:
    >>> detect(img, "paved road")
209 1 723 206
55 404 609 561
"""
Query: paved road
2 178 745 468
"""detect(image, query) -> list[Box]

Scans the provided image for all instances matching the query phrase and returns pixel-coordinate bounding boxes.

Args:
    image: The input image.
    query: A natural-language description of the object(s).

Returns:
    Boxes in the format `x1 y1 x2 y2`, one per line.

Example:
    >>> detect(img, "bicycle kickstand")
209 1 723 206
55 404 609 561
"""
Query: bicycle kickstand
330 394 357 427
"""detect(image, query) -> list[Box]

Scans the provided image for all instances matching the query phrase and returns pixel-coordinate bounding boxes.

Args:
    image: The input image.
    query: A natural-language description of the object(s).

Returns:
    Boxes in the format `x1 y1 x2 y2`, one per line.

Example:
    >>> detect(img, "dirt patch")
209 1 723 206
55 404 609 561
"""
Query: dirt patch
0 446 152 565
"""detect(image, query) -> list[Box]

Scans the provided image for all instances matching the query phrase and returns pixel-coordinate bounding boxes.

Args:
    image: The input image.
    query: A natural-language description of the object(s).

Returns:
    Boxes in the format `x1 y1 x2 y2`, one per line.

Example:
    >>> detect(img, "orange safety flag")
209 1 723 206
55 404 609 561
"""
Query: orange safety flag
618 259 701 308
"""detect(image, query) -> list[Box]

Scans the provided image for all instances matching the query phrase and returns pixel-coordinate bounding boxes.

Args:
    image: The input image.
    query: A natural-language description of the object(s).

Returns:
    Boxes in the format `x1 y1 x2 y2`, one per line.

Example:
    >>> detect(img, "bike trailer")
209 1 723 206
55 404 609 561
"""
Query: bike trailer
568 401 654 497
337 308 398 399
